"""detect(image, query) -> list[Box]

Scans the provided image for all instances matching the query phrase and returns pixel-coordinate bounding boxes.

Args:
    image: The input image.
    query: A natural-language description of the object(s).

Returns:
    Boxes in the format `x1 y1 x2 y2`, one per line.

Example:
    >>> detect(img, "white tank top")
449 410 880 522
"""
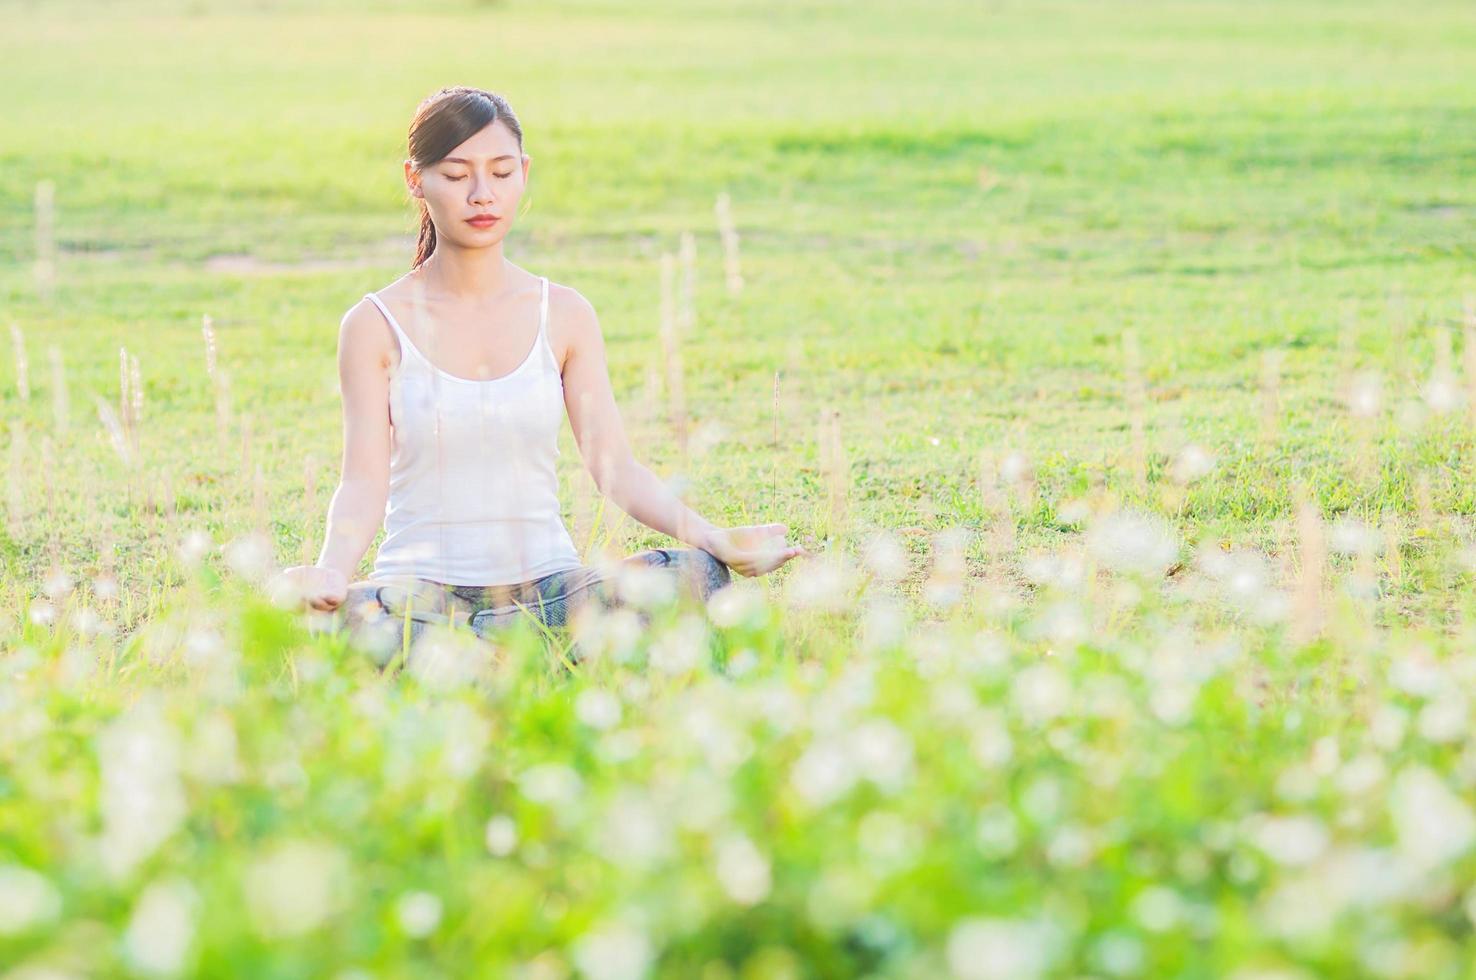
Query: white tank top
361 275 584 586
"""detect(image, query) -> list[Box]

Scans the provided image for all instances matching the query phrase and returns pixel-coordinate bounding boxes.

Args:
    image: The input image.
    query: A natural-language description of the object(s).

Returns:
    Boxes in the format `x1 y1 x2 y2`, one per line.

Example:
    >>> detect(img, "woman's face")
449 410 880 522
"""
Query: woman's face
406 118 529 251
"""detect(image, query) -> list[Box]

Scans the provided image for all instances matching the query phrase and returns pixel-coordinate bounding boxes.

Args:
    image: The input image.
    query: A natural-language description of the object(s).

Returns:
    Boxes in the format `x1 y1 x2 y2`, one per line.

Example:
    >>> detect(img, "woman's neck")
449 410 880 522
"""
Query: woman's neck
415 241 512 300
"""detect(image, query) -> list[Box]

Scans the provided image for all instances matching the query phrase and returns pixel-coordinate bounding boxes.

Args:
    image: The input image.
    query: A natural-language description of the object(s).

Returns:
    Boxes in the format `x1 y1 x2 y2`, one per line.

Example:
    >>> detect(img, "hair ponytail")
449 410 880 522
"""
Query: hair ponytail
404 86 524 270
412 198 437 270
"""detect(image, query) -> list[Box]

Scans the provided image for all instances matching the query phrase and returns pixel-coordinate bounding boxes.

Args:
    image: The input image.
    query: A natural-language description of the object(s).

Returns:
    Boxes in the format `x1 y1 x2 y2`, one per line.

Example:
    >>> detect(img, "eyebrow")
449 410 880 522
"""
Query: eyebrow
441 155 517 165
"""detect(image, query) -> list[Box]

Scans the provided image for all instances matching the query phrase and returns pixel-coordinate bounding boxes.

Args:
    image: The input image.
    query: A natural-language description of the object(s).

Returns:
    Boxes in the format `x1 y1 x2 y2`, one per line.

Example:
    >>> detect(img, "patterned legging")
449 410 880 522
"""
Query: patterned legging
331 547 731 666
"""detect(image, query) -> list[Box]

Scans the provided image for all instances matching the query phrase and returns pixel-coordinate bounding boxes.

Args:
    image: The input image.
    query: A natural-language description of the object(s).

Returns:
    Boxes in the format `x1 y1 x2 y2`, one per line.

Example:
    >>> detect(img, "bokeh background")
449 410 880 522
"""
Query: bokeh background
4 1 1476 977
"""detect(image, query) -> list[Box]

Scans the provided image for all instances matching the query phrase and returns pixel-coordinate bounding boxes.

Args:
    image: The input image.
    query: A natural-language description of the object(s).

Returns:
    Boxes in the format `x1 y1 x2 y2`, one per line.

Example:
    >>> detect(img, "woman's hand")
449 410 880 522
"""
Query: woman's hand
271 564 349 611
703 523 808 577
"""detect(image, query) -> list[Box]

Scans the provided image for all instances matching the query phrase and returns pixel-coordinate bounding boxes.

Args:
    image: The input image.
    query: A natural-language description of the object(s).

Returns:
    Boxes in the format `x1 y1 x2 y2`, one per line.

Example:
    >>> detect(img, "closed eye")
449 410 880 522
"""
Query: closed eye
442 173 514 181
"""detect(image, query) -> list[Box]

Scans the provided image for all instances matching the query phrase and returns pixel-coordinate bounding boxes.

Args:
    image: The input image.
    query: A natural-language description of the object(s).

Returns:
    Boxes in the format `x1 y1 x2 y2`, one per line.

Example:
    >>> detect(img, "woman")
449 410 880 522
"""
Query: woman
278 86 803 658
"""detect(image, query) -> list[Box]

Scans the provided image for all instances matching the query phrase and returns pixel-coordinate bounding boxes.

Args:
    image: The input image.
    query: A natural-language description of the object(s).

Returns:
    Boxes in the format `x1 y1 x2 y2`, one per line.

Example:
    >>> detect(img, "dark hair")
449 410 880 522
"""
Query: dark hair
406 86 524 269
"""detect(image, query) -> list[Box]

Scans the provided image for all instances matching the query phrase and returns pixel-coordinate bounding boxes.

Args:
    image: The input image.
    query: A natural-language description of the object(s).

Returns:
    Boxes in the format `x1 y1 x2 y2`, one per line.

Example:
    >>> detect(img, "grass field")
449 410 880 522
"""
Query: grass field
4 0 1476 976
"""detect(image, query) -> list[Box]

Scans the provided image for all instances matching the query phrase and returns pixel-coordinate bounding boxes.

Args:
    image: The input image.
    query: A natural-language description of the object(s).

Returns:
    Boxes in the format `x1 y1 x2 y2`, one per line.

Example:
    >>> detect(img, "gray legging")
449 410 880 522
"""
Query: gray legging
331 547 731 666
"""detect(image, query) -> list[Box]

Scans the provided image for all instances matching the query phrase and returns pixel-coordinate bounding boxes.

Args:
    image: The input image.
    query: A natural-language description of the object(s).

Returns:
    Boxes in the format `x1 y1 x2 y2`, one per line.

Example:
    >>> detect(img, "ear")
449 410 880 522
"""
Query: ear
403 159 424 199
521 153 531 181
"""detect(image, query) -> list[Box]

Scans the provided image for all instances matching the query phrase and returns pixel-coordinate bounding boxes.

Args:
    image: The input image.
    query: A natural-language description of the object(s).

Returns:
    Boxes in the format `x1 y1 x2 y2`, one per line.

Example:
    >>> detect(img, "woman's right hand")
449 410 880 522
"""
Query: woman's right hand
273 564 349 611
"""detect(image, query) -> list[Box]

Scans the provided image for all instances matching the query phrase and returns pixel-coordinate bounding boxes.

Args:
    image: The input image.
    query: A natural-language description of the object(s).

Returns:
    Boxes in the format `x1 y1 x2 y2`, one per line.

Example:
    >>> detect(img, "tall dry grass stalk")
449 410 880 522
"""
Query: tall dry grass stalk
678 231 697 336
1463 295 1476 431
202 314 232 442
772 371 781 448
48 345 68 435
658 252 689 457
818 407 848 544
34 180 56 303
1121 329 1148 492
1414 470 1437 534
118 346 143 457
714 191 744 296
1259 348 1283 444
5 422 25 537
1290 490 1326 647
93 395 132 469
10 324 29 402
977 449 1018 559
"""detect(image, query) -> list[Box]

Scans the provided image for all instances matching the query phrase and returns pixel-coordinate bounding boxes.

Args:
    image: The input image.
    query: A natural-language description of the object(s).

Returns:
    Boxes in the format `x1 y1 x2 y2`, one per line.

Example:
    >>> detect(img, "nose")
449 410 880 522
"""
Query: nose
469 174 495 207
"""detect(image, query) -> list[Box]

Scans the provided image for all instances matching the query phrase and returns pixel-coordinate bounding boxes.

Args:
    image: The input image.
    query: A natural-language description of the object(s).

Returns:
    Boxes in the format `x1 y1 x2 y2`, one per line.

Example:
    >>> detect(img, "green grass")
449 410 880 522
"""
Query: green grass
4 0 1476 976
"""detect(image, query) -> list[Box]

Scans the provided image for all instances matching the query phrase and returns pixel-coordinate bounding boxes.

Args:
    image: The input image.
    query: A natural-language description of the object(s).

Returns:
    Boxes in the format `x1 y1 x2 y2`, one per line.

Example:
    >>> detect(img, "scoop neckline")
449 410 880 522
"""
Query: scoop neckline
367 280 545 386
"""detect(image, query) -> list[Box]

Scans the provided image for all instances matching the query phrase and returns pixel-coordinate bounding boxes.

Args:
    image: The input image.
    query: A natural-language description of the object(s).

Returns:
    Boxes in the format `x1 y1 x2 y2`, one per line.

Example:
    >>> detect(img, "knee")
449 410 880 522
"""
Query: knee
688 548 732 596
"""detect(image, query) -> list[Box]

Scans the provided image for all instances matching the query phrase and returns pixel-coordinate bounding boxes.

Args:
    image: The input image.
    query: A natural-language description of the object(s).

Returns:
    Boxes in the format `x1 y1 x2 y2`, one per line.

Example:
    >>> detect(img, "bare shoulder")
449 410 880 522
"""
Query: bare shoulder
338 296 396 374
544 280 603 369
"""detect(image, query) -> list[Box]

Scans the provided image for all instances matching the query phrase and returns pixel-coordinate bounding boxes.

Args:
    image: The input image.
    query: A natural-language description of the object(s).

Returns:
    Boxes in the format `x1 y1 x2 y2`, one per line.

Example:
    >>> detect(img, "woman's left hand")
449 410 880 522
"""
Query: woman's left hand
703 522 809 577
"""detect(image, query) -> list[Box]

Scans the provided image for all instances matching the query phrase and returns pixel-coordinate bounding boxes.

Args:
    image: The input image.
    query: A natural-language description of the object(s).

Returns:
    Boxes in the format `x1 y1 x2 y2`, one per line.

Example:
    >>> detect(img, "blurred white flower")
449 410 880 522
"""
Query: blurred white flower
946 916 1055 980
715 834 771 905
783 553 861 612
484 815 518 857
975 805 1019 858
1417 689 1467 743
572 920 653 980
123 878 198 977
1011 663 1072 726
1243 813 1329 867
998 451 1033 486
1021 551 1086 590
1422 372 1463 414
222 530 274 583
184 713 243 785
648 614 709 675
1169 444 1216 484
42 567 73 601
600 789 671 868
1390 765 1476 869
244 839 350 939
970 712 1014 769
1345 370 1382 417
0 865 62 936
176 529 212 569
613 561 677 611
1055 497 1091 525
439 704 491 779
96 701 187 881
706 580 767 629
395 891 442 938
1195 545 1273 614
861 530 908 581
859 595 907 653
1328 518 1381 558
406 628 494 691
858 810 921 872
790 737 857 808
851 719 914 793
1087 510 1178 576
519 764 583 808
1131 886 1183 933
575 688 622 730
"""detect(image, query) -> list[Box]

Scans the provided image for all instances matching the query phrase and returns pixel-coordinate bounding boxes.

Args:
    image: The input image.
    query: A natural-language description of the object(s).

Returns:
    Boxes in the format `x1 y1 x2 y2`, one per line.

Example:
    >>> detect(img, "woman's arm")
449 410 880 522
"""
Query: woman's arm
556 287 805 576
557 289 720 552
314 301 393 581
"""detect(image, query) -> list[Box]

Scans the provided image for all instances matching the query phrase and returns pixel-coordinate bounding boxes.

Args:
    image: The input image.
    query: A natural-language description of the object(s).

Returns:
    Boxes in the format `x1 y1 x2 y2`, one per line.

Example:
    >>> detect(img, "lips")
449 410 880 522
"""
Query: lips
467 215 500 227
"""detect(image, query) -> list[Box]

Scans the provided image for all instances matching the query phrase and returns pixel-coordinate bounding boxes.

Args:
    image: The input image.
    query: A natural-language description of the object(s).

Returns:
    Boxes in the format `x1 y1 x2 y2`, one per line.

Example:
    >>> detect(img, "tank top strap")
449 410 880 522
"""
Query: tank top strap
363 292 422 369
536 276 557 372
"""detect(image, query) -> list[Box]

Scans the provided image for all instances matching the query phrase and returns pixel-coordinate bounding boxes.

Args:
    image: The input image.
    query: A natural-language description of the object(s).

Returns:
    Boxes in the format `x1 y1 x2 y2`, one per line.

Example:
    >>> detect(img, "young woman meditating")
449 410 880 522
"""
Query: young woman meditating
278 86 803 657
